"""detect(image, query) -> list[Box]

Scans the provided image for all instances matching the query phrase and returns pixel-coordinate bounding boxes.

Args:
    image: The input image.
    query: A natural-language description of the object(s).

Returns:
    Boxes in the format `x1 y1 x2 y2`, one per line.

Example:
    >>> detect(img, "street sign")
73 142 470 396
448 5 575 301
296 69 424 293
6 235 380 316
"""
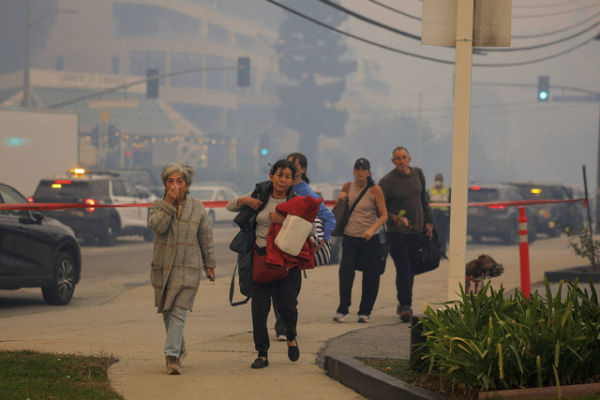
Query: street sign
422 0 511 47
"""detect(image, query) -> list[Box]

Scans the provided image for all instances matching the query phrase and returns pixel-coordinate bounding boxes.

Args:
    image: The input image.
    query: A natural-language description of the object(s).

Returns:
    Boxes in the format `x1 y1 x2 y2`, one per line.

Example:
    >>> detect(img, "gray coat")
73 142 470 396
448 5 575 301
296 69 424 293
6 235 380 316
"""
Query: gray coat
149 196 216 313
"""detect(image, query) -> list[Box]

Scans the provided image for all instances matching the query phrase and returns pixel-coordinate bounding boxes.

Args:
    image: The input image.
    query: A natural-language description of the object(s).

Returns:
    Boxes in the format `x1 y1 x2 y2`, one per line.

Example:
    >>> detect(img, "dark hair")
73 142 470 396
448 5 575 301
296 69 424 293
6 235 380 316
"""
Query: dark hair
287 152 310 184
367 176 375 187
392 146 409 156
269 159 296 178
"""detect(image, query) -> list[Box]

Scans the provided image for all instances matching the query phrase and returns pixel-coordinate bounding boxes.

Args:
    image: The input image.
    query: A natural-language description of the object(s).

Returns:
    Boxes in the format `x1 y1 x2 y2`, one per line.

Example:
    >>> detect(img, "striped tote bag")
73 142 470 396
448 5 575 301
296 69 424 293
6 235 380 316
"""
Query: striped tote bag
312 217 332 266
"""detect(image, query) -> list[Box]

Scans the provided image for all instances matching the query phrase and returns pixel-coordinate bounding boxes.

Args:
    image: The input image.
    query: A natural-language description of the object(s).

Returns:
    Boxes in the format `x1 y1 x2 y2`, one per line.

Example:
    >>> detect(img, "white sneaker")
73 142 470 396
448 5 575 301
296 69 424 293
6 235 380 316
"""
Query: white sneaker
332 312 349 322
277 334 287 341
358 315 370 323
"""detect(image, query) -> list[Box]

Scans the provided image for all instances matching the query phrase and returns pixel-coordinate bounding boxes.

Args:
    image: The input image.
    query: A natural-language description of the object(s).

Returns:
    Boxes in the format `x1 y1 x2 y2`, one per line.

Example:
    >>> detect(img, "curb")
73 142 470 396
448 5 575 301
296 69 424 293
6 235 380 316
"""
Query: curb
545 265 600 283
323 354 449 400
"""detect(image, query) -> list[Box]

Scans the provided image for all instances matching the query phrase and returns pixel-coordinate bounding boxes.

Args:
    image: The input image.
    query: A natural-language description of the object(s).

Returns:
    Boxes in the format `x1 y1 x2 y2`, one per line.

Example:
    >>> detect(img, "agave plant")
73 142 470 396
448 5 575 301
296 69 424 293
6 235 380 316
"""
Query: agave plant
417 280 600 391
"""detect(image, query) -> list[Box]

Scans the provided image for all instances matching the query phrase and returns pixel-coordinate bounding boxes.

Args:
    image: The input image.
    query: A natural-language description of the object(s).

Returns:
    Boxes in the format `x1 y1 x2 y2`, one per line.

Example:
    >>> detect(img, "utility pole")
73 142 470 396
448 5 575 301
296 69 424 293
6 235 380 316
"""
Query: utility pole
21 0 31 108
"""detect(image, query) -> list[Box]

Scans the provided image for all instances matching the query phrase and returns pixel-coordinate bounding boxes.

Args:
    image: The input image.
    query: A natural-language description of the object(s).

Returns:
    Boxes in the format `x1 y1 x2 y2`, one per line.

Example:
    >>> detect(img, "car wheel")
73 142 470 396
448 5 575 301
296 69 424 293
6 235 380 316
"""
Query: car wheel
208 210 216 225
101 219 118 246
41 252 76 305
143 228 154 242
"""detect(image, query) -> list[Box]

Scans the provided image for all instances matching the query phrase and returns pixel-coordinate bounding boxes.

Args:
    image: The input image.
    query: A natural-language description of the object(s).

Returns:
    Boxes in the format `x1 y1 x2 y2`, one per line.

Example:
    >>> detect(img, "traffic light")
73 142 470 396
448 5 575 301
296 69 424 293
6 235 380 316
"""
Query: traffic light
237 57 250 87
259 134 269 157
146 68 159 98
537 75 549 101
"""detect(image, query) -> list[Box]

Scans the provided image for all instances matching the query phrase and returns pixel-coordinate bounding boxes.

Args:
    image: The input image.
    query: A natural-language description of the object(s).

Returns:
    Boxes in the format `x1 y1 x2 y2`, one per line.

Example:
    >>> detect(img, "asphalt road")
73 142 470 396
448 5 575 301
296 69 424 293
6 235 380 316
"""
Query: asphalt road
0 223 238 317
0 229 584 318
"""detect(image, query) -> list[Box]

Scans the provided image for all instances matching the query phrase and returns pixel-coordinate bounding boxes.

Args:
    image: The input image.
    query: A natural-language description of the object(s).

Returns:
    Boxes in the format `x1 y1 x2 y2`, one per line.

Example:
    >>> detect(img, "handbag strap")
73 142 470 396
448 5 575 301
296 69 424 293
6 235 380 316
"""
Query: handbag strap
229 261 251 306
347 181 372 220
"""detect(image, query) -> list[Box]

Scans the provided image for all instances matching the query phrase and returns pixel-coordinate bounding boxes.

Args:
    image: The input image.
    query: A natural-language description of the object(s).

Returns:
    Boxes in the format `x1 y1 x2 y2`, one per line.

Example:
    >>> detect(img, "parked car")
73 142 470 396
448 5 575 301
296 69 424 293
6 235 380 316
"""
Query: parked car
0 182 81 305
109 168 163 197
188 185 240 224
30 168 153 245
468 183 536 244
509 182 584 237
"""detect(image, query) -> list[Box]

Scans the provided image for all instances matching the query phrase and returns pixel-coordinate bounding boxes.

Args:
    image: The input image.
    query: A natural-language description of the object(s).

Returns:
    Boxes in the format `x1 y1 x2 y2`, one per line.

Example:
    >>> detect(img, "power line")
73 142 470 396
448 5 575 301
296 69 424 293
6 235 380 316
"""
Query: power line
365 0 600 41
264 0 454 65
513 12 600 38
480 21 600 51
265 0 599 67
317 0 600 53
316 0 420 40
513 0 596 8
365 0 421 21
513 1 600 18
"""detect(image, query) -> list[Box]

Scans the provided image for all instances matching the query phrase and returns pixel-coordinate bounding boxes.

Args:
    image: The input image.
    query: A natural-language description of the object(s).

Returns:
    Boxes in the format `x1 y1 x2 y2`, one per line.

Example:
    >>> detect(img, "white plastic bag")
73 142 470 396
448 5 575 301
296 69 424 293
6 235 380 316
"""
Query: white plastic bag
274 214 313 256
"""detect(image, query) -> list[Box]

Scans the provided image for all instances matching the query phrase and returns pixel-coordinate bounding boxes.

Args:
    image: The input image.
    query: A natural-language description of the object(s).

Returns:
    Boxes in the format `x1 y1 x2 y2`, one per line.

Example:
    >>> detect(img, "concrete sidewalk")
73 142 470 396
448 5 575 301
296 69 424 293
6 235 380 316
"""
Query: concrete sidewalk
0 236 591 399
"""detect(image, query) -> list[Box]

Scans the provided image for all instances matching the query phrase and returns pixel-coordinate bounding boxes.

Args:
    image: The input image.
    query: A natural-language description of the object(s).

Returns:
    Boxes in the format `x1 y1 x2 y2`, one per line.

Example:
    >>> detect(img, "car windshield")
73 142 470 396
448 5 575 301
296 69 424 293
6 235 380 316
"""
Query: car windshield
190 189 214 200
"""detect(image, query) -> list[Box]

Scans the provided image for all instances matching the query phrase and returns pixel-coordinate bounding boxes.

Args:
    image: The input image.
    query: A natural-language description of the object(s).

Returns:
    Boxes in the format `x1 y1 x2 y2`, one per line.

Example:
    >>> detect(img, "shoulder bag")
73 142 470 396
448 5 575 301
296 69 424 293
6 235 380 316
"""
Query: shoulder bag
331 182 371 237
412 229 441 275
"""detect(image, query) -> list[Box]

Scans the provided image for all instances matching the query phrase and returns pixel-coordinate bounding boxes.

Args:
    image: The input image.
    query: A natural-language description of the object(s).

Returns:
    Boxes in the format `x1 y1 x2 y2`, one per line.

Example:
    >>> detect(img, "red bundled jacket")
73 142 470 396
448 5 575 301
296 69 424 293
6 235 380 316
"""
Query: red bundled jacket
265 195 322 270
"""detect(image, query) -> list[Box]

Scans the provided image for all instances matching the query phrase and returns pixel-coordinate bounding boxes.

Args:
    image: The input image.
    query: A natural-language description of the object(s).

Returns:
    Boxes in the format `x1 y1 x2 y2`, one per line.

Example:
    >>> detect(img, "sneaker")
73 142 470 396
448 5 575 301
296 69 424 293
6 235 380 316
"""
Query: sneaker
166 356 182 375
399 306 412 323
357 315 370 323
276 334 287 341
332 312 349 322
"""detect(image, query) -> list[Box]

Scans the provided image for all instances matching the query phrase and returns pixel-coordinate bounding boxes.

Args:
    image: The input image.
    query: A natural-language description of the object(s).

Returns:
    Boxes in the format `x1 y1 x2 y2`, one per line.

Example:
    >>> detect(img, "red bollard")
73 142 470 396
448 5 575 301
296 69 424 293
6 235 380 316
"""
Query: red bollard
518 206 531 298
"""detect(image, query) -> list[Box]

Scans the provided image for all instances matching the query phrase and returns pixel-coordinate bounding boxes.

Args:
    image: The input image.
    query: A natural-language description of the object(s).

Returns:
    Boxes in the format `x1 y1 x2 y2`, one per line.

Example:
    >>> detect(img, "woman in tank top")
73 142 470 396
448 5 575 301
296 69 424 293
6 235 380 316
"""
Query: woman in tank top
332 158 387 323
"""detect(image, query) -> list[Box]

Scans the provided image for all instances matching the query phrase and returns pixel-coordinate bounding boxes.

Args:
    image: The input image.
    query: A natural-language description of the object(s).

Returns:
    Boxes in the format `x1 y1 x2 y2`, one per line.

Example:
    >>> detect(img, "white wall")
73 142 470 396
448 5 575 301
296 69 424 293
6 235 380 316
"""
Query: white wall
0 109 77 196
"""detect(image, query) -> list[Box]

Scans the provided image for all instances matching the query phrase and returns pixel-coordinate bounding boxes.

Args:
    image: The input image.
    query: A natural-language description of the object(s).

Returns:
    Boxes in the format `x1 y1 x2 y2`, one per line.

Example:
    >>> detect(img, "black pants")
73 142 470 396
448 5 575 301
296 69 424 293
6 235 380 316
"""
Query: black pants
388 231 419 308
336 235 382 316
433 209 449 255
251 267 301 358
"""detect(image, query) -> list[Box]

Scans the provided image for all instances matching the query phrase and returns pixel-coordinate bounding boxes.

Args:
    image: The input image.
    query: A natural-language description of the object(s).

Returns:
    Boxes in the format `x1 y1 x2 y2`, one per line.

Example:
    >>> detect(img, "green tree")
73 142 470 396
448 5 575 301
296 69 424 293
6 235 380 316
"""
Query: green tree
275 3 356 172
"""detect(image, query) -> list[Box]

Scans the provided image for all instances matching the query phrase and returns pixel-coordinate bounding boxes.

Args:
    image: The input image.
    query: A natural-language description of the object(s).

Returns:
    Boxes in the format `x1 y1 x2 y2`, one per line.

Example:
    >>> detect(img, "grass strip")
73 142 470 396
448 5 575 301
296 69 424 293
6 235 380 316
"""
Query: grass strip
0 350 124 400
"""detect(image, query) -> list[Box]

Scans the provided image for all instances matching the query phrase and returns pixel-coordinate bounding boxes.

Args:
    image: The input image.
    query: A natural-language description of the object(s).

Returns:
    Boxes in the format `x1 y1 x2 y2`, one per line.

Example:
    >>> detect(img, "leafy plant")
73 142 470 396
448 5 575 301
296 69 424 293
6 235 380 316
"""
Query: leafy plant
417 280 600 392
565 225 600 267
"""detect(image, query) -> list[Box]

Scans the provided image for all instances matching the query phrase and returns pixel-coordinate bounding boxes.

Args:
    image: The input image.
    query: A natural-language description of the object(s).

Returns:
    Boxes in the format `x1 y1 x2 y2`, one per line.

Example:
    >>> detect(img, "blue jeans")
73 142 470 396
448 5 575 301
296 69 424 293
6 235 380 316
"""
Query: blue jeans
162 307 187 357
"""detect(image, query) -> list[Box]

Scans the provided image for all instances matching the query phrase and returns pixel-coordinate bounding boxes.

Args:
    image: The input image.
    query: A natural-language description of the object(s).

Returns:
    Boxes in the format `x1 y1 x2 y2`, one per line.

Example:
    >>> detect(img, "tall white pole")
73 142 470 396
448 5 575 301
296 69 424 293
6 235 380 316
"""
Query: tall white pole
447 0 474 301
21 0 31 108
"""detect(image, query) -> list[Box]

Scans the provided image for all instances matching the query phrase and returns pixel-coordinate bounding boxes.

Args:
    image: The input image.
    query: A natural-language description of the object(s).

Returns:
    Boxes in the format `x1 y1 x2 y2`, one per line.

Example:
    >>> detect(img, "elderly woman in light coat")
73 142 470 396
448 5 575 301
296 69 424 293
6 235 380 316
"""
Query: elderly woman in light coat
149 163 216 375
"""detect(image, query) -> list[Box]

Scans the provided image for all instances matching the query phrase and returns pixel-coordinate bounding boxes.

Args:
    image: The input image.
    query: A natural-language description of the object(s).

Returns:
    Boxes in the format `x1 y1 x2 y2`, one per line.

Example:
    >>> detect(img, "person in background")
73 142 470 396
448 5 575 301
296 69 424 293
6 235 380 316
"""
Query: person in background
333 157 387 324
379 147 433 323
429 173 450 255
226 160 303 369
149 162 216 375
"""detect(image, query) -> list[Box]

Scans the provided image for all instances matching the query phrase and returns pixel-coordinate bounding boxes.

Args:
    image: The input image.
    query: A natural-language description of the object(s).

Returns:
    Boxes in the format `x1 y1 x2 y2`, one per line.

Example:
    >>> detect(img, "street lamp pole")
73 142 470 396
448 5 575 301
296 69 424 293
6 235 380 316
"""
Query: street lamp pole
21 0 32 108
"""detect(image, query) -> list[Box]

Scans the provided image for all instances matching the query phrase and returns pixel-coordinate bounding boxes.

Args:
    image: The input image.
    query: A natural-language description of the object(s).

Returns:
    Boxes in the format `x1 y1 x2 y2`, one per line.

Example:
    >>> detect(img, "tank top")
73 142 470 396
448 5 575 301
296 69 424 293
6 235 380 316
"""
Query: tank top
343 182 377 238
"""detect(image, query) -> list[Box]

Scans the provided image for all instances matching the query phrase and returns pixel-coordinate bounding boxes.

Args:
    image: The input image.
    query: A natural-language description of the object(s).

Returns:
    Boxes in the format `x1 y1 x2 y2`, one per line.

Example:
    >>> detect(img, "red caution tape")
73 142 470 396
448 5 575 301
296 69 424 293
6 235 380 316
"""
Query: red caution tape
0 198 587 211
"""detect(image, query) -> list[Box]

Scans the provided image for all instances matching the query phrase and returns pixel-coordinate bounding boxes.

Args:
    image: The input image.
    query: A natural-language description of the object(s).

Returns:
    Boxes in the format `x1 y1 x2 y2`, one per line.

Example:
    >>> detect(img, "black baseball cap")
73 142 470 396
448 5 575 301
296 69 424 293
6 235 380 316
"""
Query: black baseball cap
354 158 370 170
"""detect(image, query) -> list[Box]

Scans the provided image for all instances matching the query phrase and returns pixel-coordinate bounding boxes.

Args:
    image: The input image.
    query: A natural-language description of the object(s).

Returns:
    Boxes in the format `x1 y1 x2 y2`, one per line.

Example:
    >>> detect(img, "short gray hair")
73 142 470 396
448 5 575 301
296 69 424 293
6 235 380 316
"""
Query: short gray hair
160 163 194 186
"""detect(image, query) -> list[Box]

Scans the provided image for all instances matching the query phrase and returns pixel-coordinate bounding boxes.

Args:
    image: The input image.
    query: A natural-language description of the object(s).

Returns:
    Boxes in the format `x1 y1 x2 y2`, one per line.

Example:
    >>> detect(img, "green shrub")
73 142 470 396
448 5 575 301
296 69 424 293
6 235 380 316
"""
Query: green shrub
418 280 600 391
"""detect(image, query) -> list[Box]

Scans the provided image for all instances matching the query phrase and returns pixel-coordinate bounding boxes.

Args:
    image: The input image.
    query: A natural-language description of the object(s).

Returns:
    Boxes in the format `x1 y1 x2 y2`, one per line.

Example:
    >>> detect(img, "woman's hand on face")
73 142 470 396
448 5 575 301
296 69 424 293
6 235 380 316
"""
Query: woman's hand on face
165 186 179 205
269 211 286 224
240 196 263 210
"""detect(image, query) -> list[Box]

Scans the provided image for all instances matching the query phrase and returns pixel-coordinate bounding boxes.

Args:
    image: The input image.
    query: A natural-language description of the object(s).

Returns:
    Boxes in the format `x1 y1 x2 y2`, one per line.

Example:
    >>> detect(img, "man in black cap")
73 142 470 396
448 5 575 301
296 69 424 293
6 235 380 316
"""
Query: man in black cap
379 147 433 322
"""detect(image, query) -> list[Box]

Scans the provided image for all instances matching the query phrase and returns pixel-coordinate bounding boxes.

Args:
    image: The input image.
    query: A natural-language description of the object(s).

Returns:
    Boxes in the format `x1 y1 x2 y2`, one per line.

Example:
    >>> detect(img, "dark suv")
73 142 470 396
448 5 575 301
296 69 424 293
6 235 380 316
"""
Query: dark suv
509 182 584 237
0 182 81 305
468 184 536 244
31 169 153 245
